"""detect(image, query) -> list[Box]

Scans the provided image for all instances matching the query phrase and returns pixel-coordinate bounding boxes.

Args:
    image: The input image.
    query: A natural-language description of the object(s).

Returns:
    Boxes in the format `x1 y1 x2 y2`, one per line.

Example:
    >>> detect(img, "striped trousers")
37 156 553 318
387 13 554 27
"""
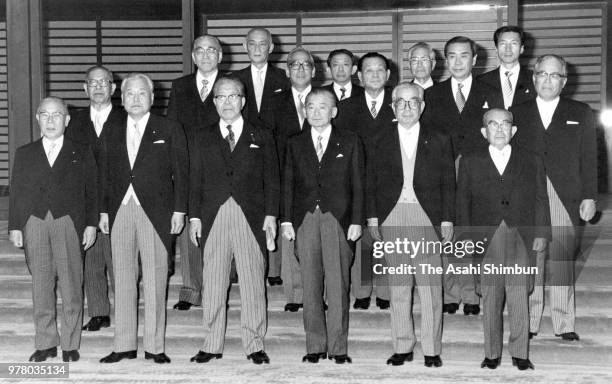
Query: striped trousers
23 212 83 351
381 203 442 356
111 199 168 353
481 221 530 360
201 197 266 355
351 229 390 302
529 178 576 334
84 232 113 317
177 223 203 305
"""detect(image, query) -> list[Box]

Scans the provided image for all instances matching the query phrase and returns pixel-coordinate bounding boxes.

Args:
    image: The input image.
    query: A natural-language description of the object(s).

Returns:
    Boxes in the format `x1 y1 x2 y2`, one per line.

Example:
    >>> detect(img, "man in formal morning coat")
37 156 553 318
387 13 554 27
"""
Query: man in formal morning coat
511 54 596 342
478 26 535 110
322 49 364 102
457 108 550 371
421 36 501 315
407 42 437 90
367 82 454 368
65 65 125 333
335 51 394 311
282 87 364 364
99 73 188 364
167 34 224 311
9 97 98 363
189 77 279 365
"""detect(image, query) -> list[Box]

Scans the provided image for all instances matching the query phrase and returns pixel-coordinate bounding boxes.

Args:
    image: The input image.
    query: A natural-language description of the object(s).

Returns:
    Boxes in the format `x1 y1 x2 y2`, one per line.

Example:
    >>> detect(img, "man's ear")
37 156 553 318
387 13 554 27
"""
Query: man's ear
471 54 478 67
331 106 338 119
480 127 488 139
511 125 517 138
351 65 357 75
268 42 274 54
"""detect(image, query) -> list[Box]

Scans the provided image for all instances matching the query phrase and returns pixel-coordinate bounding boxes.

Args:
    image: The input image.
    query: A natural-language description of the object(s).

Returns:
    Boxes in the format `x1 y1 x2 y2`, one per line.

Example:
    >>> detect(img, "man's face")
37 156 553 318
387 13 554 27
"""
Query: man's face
122 77 153 118
445 42 477 81
328 53 355 86
37 99 69 140
192 36 222 75
496 32 523 67
392 86 424 128
84 68 116 106
213 81 245 123
533 57 567 101
358 57 390 92
481 109 516 149
305 93 337 129
409 47 435 81
286 51 315 89
244 30 273 66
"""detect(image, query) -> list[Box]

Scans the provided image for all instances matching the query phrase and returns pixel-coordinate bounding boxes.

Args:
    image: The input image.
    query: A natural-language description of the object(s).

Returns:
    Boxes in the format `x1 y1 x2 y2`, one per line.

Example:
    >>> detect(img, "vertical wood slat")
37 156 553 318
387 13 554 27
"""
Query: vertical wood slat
0 22 8 186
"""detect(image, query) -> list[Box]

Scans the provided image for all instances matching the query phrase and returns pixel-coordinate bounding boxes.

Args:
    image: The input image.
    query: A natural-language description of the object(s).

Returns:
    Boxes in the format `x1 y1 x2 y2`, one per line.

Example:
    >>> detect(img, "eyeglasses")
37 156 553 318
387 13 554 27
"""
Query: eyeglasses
393 98 422 110
194 46 219 56
86 79 112 88
38 112 65 121
534 71 566 81
409 57 432 65
214 94 243 103
487 120 513 130
288 61 313 71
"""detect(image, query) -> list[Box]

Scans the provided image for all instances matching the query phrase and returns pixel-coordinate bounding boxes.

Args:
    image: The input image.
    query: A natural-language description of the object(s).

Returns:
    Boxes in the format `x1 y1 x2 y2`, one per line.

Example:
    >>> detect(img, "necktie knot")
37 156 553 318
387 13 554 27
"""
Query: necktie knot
340 87 346 100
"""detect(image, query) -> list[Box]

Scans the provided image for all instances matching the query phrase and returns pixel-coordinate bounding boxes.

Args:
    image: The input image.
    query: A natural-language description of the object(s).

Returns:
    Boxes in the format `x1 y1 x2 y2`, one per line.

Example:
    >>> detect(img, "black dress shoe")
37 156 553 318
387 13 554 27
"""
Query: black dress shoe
302 352 327 363
82 316 111 331
480 357 500 369
529 332 537 340
267 276 283 286
29 347 57 362
463 304 480 315
424 355 442 367
190 351 222 363
62 350 80 362
247 350 270 364
386 352 413 366
100 350 137 363
512 357 534 370
329 354 352 364
442 303 459 314
145 351 171 364
353 297 370 310
173 301 193 310
555 332 580 341
376 298 390 310
284 303 303 312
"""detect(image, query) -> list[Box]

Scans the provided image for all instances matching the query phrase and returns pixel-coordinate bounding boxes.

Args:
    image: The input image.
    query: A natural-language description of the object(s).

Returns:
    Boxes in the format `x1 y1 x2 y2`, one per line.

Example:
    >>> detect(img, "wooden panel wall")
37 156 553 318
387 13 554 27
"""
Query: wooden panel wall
0 22 7 186
519 2 605 109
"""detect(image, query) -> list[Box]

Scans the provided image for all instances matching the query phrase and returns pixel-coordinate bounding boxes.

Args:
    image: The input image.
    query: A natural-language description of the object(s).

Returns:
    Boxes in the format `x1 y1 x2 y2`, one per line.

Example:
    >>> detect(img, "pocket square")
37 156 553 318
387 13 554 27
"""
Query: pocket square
154 140 165 144
250 144 260 148
482 101 489 109
336 153 344 158
525 89 530 93
274 89 283 93
566 120 579 125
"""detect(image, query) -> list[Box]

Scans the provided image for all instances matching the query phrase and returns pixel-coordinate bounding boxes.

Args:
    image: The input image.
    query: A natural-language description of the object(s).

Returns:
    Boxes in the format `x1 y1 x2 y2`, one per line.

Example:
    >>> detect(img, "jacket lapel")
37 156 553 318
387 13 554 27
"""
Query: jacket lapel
132 116 154 171
547 98 569 134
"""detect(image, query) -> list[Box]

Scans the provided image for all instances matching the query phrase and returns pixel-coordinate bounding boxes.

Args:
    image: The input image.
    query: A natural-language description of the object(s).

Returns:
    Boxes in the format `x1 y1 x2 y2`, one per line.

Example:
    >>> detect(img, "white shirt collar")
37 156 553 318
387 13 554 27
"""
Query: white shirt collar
90 103 112 122
488 144 512 175
250 63 268 80
220 115 244 142
42 135 64 152
413 78 434 89
292 85 312 102
196 70 218 92
397 121 420 158
536 96 560 129
451 75 473 99
311 124 332 153
333 82 353 99
127 112 150 133
364 89 385 115
499 63 520 85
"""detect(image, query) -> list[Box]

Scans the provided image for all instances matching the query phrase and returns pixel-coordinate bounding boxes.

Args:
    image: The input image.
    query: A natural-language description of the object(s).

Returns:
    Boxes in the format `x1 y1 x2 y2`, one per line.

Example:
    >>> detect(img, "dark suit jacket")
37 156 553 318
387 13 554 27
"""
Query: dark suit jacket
166 72 221 143
65 106 126 163
234 64 290 128
189 121 280 255
281 126 364 234
261 89 311 172
99 113 189 253
510 97 597 227
367 122 455 234
456 146 551 253
322 82 365 102
421 77 502 159
477 66 535 108
9 137 98 239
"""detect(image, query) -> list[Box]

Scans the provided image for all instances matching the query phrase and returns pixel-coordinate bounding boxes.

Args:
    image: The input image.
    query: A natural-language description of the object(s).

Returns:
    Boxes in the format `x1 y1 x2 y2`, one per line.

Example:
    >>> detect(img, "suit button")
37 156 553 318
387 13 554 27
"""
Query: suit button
500 177 504 183
227 172 232 177
318 183 322 188
130 175 134 180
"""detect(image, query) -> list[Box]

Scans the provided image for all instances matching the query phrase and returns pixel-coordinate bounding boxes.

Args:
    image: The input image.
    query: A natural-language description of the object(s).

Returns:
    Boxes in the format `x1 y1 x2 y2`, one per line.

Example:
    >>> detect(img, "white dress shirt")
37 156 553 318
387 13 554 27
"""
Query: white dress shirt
251 63 268 111
42 135 64 167
333 82 353 100
365 89 385 117
451 75 473 101
196 69 218 100
220 115 244 143
413 78 434 90
90 104 112 137
398 121 420 159
489 144 512 175
499 63 520 108
291 85 312 128
536 96 560 129
121 113 150 206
